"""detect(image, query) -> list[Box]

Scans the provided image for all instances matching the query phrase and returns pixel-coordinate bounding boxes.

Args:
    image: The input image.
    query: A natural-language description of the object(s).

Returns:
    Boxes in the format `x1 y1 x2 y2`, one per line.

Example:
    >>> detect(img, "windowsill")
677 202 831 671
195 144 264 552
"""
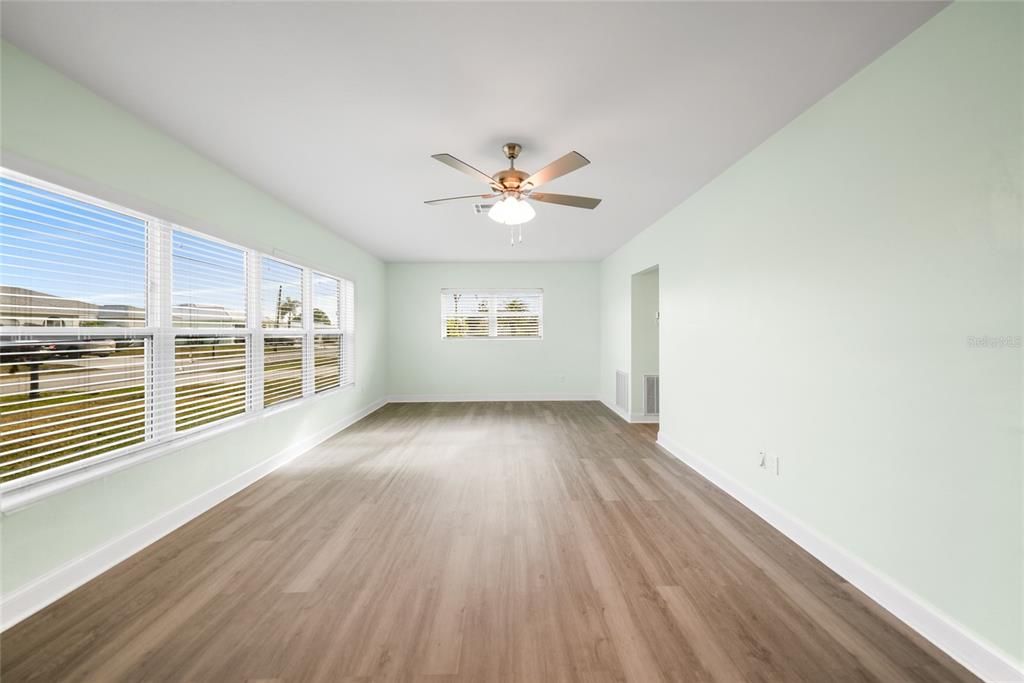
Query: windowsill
0 383 355 514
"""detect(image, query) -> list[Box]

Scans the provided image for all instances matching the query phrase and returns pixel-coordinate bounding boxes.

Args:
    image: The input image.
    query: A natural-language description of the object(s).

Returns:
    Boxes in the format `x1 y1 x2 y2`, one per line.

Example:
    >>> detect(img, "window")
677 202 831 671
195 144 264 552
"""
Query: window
311 272 351 393
0 176 149 481
172 230 246 328
172 230 249 433
261 257 304 405
261 257 302 329
0 176 147 328
0 169 356 485
174 335 248 432
441 289 543 339
313 335 341 392
0 335 148 482
263 335 304 407
312 272 340 328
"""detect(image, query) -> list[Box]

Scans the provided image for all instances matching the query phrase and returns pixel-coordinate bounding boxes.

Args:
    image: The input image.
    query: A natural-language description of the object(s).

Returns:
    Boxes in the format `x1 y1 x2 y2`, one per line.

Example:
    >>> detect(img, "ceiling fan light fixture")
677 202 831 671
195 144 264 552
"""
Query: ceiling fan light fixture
425 144 599 243
488 196 535 225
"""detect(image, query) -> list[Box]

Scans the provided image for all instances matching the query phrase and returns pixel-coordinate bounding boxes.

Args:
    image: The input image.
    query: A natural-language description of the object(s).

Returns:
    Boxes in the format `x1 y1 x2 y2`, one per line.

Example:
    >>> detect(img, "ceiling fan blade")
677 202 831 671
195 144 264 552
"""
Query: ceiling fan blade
431 153 499 187
424 193 498 205
528 192 602 209
521 151 590 190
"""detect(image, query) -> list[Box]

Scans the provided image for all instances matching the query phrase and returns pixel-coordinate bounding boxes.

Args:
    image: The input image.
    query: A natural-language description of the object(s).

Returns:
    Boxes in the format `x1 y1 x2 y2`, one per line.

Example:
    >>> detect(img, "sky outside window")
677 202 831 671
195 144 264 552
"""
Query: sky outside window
0 176 146 327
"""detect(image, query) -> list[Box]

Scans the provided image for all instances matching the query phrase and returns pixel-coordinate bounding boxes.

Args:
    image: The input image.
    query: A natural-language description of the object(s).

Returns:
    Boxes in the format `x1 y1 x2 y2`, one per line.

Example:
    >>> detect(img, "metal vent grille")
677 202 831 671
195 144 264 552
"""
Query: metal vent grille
473 203 495 214
615 370 628 411
644 374 660 416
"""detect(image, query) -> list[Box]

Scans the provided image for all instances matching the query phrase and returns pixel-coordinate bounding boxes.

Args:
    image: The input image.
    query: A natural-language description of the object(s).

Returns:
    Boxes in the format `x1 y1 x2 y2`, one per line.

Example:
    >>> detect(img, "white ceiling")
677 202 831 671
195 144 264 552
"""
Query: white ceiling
1 2 944 262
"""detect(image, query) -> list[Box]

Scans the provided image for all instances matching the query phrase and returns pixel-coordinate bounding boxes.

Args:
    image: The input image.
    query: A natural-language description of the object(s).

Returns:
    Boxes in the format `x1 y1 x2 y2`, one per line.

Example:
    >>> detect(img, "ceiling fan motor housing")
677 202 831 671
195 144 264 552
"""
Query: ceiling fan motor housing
493 142 527 192
492 168 529 193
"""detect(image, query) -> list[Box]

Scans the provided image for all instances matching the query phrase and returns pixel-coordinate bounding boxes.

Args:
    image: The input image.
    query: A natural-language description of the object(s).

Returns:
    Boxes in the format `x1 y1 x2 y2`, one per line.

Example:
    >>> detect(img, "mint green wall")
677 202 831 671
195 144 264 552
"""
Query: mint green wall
388 263 599 399
0 43 390 594
600 3 1022 665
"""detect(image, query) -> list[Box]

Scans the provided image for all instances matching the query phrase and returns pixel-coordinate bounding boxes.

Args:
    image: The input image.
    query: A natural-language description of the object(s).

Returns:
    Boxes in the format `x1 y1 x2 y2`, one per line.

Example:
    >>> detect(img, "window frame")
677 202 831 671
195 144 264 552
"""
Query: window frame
440 288 544 340
309 271 347 394
0 168 356 504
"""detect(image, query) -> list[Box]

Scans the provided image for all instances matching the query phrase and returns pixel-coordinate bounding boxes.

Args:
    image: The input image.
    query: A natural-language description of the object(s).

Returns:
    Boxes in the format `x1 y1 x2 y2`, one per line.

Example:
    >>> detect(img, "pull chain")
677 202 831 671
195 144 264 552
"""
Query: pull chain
509 223 525 247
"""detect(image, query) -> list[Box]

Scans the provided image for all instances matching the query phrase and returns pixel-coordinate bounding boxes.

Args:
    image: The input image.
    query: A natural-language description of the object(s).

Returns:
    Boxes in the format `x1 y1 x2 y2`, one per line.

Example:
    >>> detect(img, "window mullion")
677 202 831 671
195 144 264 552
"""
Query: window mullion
301 268 314 397
489 294 497 338
150 221 175 442
341 281 349 386
248 250 264 413
347 281 356 386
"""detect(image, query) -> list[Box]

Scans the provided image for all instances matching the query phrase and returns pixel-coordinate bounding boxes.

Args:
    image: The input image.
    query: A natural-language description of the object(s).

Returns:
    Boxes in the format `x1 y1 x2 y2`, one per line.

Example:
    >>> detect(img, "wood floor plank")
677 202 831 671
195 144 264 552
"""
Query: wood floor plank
284 502 372 593
581 458 621 501
0 401 979 683
421 535 475 675
612 457 662 501
569 502 666 683
657 584 747 682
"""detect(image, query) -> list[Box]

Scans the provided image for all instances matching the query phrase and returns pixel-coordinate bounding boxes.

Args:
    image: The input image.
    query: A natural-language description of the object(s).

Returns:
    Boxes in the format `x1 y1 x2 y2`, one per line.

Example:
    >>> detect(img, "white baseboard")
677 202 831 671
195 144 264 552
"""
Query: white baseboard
599 398 659 424
388 393 597 403
600 398 630 421
655 434 1023 683
0 397 387 632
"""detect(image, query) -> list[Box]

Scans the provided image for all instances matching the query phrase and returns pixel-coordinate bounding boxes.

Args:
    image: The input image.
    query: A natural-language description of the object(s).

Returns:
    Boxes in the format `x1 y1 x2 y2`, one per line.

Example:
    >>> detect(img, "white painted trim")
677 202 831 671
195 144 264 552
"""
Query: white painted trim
387 393 597 403
600 398 658 424
655 434 1024 683
601 397 631 422
0 397 387 632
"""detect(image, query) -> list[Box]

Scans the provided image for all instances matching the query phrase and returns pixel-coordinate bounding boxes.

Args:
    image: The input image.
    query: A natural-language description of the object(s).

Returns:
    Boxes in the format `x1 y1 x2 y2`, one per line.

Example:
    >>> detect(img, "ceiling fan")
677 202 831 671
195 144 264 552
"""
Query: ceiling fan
424 142 601 227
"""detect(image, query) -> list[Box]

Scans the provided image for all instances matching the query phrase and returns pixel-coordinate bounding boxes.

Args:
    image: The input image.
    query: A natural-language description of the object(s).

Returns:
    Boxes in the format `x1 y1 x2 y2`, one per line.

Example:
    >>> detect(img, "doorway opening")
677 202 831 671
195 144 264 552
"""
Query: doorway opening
630 266 659 423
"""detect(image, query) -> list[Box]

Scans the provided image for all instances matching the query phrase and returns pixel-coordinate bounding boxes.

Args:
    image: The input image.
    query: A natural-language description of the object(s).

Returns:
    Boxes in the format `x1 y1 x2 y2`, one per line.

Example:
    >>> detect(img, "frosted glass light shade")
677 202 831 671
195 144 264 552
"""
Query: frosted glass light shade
488 197 535 225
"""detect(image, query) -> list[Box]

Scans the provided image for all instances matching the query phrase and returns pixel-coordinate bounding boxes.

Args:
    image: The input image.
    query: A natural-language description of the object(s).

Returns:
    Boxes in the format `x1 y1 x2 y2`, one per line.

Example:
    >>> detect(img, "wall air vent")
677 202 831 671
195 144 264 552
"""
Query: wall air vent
473 203 496 214
644 374 660 416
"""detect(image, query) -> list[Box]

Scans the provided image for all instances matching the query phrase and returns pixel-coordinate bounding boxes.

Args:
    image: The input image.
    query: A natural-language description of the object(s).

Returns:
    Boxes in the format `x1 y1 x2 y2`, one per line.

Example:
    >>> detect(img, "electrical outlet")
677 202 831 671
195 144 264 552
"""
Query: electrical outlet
759 451 780 476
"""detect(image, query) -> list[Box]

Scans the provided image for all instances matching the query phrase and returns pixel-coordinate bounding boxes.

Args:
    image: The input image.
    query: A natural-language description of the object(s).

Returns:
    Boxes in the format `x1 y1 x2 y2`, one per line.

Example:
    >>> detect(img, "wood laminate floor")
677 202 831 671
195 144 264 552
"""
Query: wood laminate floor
2 401 977 682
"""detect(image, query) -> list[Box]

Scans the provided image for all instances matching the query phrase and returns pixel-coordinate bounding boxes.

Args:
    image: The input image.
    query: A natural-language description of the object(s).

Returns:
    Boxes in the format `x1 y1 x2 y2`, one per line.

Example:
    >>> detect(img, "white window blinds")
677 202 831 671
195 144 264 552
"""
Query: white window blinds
169 230 250 433
0 176 149 482
172 230 247 328
0 336 149 482
174 336 248 431
264 335 304 407
261 257 303 329
0 169 356 486
312 272 340 328
0 175 147 327
311 272 348 393
441 289 543 339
